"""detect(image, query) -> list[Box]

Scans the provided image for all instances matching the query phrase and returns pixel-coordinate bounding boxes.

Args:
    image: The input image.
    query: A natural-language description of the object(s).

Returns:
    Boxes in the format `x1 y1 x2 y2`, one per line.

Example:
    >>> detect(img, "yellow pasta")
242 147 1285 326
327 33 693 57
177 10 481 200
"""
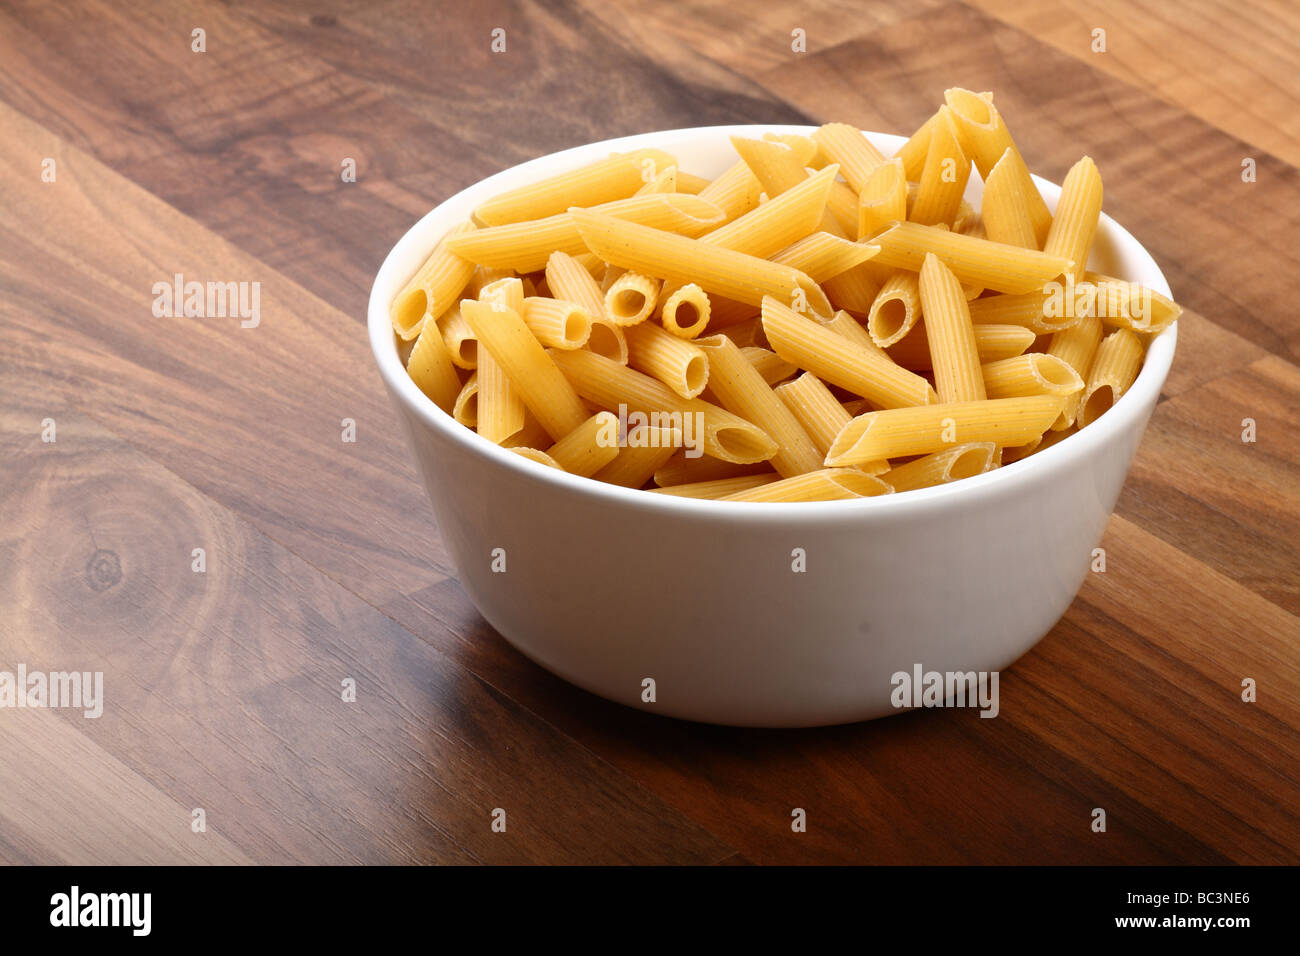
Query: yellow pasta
459 299 589 440
635 164 678 195
659 283 711 338
405 317 463 413
730 135 815 196
516 296 590 350
446 193 724 272
968 288 1087 333
592 425 683 488
1043 156 1102 281
867 271 922 347
698 164 838 257
943 88 1052 243
438 305 479 369
911 107 970 227
893 108 941 181
887 322 1036 371
1077 329 1144 427
473 148 676 225
391 221 477 339
721 468 893 502
650 474 779 499
1085 272 1182 333
695 159 763 223
869 221 1074 295
883 442 998 492
741 346 799 386
768 233 878 282
822 309 883 354
509 447 562 469
762 297 936 409
858 158 908 240
674 170 711 194
452 372 479 428
604 271 662 326
625 321 709 398
477 349 526 444
697 335 824 477
980 147 1039 249
826 396 1065 465
1046 313 1103 429
919 253 986 403
773 372 888 474
544 411 622 477
653 453 768 487
981 354 1084 399
572 209 833 318
811 122 886 192
548 348 778 463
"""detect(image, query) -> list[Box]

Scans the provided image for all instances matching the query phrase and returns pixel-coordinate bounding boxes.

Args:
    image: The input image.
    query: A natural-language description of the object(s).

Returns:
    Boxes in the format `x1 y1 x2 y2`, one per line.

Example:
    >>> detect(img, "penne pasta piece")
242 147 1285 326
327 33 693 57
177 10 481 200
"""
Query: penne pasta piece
1085 272 1182 333
741 346 798 386
586 319 629 364
459 299 589 440
592 425 683 488
500 411 552 450
604 271 662 326
548 348 778 463
731 135 815 197
887 322 1036 370
968 288 1087 333
826 395 1065 465
1043 156 1102 281
1046 313 1103 429
521 296 592 350
650 473 780 499
980 147 1039 249
867 270 922 347
721 468 893 502
883 442 997 492
697 335 824 477
763 132 821 164
943 88 1052 243
477 349 526 443
919 253 986 403
509 447 563 469
822 309 883 354
858 158 908 241
545 250 630 362
868 221 1074 295
674 170 711 194
653 452 769 487
981 353 1084 399
570 252 605 277
697 163 838 257
825 179 864 236
438 304 478 369
762 297 936 409
391 221 477 339
811 122 886 192
1077 328 1144 427
473 148 676 225
446 193 724 272
659 283 711 338
911 107 970 227
452 372 479 427
770 233 880 283
773 372 888 473
571 209 833 318
625 321 710 398
406 316 464 413
635 164 678 195
893 109 941 181
479 275 525 313
544 411 622 477
695 160 763 223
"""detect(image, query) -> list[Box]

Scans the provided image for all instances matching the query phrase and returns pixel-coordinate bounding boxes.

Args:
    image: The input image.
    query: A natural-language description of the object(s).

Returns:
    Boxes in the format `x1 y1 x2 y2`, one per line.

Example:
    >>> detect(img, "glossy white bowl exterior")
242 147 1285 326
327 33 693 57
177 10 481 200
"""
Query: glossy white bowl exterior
368 126 1176 727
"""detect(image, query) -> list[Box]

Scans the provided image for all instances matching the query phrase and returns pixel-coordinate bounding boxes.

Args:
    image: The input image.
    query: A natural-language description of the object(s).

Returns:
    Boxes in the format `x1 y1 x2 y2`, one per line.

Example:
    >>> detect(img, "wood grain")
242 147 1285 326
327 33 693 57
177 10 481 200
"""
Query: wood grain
0 0 1296 864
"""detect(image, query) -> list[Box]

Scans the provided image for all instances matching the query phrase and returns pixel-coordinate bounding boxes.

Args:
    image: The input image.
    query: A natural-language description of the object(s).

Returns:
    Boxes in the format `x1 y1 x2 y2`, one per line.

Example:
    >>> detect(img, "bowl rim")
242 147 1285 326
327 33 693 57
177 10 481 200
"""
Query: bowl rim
368 124 1177 522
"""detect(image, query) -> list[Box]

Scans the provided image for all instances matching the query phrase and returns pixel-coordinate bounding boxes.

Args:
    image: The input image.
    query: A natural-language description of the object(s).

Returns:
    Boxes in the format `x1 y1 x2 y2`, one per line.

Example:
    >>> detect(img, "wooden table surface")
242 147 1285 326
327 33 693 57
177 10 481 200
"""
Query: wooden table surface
1 0 1297 865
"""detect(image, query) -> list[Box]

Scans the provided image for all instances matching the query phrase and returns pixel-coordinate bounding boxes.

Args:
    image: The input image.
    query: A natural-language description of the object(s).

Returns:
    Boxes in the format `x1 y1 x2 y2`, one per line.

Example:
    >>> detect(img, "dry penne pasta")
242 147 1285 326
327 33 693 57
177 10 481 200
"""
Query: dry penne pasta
625 321 709 398
572 209 833 318
658 283 711 338
391 221 477 339
869 221 1074 295
721 468 893 502
473 148 676 225
1077 328 1144 427
697 335 824 477
919 253 986 403
826 396 1065 465
883 442 998 492
396 101 1176 499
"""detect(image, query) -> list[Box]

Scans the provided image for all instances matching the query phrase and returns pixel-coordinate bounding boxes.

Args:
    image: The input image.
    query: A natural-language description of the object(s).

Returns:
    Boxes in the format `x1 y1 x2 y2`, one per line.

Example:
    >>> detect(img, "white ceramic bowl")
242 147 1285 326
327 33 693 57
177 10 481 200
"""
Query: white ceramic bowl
368 126 1177 727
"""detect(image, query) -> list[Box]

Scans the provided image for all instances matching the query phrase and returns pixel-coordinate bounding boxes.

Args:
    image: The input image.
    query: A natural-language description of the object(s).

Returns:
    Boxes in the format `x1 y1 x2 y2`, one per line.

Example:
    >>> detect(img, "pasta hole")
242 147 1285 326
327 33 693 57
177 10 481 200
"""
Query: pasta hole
684 355 708 397
395 289 428 334
1082 385 1114 425
586 323 624 361
1037 356 1081 391
671 301 699 333
871 298 908 343
613 289 647 320
948 89 992 127
946 446 990 481
563 311 588 344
